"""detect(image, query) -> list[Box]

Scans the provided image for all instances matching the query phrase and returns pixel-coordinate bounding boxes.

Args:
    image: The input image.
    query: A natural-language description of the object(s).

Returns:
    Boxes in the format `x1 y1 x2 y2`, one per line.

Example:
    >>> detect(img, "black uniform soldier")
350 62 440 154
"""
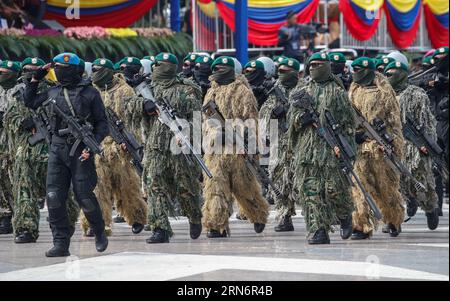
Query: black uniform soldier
24 53 109 257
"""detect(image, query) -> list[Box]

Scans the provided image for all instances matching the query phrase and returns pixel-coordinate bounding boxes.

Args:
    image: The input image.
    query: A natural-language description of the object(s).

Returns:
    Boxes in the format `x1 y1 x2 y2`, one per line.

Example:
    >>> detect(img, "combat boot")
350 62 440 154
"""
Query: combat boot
274 216 294 232
0 216 13 234
406 198 418 217
14 231 36 244
146 228 170 243
95 231 109 252
45 244 70 257
437 198 443 216
339 215 352 240
132 223 144 234
426 208 440 230
351 230 370 240
189 223 202 240
254 223 266 234
207 229 227 238
308 229 330 245
387 223 401 237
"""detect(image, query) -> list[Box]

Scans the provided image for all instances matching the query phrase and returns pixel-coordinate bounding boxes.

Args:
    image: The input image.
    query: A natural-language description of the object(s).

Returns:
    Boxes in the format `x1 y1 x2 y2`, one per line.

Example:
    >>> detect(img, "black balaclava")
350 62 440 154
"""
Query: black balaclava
55 64 82 88
122 65 142 81
211 65 235 85
0 71 18 89
331 62 346 75
245 68 265 87
182 62 194 78
194 64 212 85
436 54 449 74
92 67 114 88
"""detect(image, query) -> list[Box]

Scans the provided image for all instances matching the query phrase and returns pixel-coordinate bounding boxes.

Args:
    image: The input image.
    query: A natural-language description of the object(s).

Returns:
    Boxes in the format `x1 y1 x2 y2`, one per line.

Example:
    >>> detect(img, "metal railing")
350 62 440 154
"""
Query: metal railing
132 0 170 28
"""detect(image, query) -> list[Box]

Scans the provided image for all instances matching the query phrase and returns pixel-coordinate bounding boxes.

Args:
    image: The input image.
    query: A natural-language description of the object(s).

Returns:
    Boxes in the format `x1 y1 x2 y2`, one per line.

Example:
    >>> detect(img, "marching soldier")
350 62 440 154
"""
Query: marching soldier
329 52 352 90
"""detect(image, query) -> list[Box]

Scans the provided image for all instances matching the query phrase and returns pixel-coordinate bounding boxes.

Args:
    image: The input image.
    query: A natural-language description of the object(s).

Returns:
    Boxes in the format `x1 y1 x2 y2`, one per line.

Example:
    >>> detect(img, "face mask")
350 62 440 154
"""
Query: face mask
55 65 82 88
151 63 178 82
387 69 408 92
211 65 235 85
310 62 331 83
245 68 265 86
193 64 211 84
353 68 375 86
122 65 142 81
331 62 345 75
0 71 18 89
92 67 114 88
436 55 449 74
278 70 299 89
182 66 193 78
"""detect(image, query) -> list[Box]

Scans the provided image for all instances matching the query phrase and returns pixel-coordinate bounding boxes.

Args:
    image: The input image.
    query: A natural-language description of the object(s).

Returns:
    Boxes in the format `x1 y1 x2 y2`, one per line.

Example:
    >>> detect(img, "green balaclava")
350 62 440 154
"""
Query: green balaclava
387 69 408 92
353 68 375 86
211 65 235 85
0 71 18 89
151 62 178 82
92 67 115 88
278 69 299 88
309 61 331 83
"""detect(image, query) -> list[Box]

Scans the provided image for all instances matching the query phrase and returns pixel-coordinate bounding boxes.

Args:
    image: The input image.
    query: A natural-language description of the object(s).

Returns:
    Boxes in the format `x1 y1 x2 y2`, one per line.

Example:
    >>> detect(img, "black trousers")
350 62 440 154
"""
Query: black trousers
46 139 105 248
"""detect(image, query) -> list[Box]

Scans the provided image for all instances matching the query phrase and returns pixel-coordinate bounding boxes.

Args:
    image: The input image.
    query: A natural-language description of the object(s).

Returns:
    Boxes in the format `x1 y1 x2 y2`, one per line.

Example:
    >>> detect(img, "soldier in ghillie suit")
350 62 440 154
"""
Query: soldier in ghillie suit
131 52 203 244
329 52 352 90
79 58 148 237
193 56 213 99
349 57 405 239
180 53 199 80
385 61 440 230
288 52 355 244
243 59 275 109
202 56 269 238
259 57 303 232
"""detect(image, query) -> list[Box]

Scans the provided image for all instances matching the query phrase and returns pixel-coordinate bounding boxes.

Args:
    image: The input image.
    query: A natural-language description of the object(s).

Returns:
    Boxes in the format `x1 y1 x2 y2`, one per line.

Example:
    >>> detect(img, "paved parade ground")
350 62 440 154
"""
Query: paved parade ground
0 205 448 281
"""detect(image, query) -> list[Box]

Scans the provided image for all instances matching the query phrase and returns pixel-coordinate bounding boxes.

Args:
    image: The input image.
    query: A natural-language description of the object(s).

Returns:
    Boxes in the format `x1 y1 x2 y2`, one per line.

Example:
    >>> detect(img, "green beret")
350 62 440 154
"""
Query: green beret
352 57 375 70
93 58 114 70
21 57 45 68
375 56 395 68
155 52 178 65
143 55 155 62
211 56 235 69
422 56 435 65
385 61 409 73
375 53 388 60
244 60 264 70
120 57 142 66
0 60 20 72
279 58 300 71
328 52 346 63
273 55 288 64
195 56 213 66
433 46 449 58
308 52 330 63
184 53 199 63
113 62 121 71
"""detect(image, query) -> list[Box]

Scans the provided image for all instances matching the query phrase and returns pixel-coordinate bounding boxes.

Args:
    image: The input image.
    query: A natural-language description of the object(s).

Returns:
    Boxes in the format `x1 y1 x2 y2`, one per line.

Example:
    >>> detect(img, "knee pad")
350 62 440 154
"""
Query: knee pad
79 198 96 214
46 191 61 210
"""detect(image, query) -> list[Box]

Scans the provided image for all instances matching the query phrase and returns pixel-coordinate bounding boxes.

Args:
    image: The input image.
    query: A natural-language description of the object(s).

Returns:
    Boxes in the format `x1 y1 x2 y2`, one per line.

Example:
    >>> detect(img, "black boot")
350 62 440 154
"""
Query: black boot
45 244 70 257
95 231 109 252
146 228 170 243
0 216 13 235
406 198 418 217
113 214 126 223
84 227 95 237
132 223 144 234
339 216 353 240
308 229 330 245
351 230 370 240
274 216 294 232
426 208 440 230
387 223 400 237
207 229 227 238
14 231 36 244
189 223 202 240
254 223 266 234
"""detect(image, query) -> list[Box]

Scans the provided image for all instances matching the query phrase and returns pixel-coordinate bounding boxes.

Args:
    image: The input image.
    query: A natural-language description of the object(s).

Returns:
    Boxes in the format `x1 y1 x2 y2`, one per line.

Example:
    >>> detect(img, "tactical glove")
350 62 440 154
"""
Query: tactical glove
21 117 35 132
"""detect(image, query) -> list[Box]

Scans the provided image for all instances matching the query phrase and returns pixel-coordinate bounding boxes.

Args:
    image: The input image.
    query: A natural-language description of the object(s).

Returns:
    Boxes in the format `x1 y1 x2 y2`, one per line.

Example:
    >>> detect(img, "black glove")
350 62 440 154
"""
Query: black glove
128 75 146 88
292 90 314 109
355 131 369 144
143 100 157 114
34 67 49 81
271 104 287 119
299 111 316 127
21 117 35 132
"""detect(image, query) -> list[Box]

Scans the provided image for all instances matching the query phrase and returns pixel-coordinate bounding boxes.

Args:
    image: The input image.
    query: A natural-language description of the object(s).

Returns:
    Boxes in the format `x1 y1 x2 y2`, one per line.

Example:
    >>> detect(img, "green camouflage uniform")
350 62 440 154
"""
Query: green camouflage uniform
288 77 356 235
398 84 438 213
129 77 203 236
259 79 299 220
0 85 13 220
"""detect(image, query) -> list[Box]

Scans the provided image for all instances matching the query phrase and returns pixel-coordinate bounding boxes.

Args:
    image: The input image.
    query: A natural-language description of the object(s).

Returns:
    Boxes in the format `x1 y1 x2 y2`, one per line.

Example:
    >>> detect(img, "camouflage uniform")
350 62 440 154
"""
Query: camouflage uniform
398 84 438 213
259 80 298 220
80 74 147 234
0 85 13 223
130 76 203 237
349 72 405 235
288 77 356 235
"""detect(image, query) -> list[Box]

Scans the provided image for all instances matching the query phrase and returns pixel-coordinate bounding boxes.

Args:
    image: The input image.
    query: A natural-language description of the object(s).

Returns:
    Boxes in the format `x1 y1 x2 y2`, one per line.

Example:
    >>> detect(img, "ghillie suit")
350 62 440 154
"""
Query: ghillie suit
202 75 269 234
349 73 405 235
